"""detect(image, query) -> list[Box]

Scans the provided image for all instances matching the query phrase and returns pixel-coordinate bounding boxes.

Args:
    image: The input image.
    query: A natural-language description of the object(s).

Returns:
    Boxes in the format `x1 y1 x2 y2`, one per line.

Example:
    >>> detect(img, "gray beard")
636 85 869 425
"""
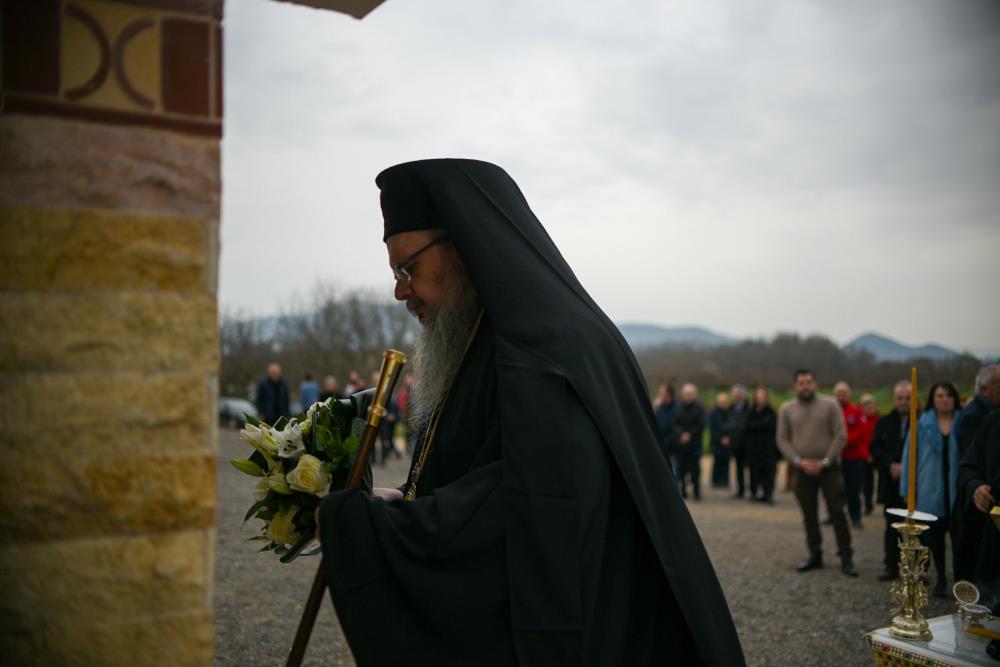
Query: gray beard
408 281 480 431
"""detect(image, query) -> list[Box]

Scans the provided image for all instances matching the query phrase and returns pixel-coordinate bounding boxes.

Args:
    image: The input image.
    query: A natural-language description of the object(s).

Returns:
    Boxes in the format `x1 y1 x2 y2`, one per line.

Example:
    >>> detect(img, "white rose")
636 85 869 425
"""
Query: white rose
285 454 332 497
265 507 301 546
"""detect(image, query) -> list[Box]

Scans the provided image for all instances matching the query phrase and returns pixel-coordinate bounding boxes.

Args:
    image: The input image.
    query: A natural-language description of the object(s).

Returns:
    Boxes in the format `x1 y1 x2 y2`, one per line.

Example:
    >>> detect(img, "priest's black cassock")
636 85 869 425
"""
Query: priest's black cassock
318 159 744 665
955 409 1000 607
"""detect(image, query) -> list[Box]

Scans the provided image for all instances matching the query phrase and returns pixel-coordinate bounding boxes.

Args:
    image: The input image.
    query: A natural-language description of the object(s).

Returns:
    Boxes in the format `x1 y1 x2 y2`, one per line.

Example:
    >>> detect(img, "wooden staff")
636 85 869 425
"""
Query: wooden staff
285 349 407 667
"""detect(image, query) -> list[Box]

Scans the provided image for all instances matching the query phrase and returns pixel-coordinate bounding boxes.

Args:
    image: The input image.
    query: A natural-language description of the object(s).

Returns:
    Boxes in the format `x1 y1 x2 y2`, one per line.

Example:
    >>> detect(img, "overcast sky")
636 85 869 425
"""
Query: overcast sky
221 0 1000 354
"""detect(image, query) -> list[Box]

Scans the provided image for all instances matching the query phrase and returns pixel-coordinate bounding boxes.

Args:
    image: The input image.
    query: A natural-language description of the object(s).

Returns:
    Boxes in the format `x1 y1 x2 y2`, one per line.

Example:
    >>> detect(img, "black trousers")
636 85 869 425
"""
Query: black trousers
919 517 953 584
843 459 867 522
673 451 702 499
733 448 747 495
792 466 852 559
749 457 776 500
711 451 731 487
863 461 875 512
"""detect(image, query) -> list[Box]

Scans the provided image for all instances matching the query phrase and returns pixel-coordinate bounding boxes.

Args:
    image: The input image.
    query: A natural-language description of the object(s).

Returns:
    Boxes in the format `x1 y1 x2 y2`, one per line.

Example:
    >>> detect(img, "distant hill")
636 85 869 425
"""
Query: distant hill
843 332 959 362
618 324 974 363
617 323 738 349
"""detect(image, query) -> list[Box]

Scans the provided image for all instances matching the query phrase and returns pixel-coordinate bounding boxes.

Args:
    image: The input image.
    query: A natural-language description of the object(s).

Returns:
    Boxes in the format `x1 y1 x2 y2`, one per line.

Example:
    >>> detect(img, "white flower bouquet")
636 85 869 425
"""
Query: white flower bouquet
231 396 370 562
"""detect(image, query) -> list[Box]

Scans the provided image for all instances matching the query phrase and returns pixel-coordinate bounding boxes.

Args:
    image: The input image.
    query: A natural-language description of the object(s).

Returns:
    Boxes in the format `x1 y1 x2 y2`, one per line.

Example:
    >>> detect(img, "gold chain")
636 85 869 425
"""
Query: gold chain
403 308 485 501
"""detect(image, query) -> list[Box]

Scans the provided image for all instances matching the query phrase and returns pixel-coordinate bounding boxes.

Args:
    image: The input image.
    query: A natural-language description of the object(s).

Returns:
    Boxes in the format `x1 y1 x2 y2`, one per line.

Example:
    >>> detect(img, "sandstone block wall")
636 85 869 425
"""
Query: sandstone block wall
1 1 223 664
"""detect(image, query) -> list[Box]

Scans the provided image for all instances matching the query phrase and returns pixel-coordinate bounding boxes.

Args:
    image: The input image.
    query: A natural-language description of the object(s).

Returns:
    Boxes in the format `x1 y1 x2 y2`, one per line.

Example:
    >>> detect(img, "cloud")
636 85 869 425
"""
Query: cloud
220 0 1000 350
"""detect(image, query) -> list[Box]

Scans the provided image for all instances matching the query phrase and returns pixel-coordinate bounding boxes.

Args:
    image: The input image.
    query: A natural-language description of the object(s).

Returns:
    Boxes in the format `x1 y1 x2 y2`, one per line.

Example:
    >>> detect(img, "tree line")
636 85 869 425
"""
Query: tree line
634 333 987 394
219 285 417 398
220 289 987 400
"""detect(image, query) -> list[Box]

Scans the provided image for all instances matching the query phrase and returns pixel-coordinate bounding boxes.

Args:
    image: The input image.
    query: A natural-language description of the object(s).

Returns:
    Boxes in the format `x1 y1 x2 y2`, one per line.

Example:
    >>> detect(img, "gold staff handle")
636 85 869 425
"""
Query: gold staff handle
286 349 407 667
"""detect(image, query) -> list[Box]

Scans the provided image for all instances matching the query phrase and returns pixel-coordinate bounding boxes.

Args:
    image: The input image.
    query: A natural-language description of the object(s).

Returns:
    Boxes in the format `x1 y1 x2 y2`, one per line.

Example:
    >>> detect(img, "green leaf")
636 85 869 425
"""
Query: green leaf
244 413 263 427
248 449 269 473
342 433 360 456
279 534 316 563
328 399 354 434
230 459 264 477
243 496 271 523
273 416 289 431
314 425 334 455
257 543 275 552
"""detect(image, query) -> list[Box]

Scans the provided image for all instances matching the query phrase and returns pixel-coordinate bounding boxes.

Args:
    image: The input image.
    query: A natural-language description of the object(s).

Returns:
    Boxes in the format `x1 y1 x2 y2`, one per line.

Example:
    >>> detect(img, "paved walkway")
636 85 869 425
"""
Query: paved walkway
214 428 955 665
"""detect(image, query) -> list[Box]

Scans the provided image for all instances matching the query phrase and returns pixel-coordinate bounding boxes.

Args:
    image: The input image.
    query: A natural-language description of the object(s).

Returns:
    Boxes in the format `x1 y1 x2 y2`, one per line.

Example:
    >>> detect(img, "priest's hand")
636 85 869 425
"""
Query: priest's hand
973 484 995 513
373 487 403 502
890 462 902 480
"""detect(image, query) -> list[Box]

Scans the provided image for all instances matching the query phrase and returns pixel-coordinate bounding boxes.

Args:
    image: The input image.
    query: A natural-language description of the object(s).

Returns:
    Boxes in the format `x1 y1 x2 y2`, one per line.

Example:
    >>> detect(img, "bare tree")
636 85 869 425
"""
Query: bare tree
220 283 417 406
219 309 275 398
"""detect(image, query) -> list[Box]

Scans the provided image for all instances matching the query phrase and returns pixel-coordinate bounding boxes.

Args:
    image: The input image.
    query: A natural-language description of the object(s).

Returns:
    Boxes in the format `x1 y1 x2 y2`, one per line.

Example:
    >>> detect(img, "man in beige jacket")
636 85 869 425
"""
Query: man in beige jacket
778 369 857 577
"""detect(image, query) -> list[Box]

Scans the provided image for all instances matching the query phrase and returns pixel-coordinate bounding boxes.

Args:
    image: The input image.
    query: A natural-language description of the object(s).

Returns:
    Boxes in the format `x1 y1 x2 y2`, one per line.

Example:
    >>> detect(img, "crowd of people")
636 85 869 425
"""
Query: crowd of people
653 363 1000 602
254 356 999 607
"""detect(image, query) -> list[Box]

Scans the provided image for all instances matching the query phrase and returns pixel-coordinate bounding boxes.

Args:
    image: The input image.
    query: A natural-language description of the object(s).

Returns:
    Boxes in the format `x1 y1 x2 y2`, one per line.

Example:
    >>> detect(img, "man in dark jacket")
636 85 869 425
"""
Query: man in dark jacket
955 363 999 459
869 380 912 581
730 384 750 498
255 362 291 424
672 383 706 501
955 409 1000 605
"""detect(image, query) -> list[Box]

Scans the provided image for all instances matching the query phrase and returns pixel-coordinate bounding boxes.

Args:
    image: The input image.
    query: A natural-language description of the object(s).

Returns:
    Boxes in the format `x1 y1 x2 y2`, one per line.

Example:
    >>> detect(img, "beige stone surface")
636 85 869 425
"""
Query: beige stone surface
0 291 218 373
0 115 220 220
0 372 214 459
5 609 214 667
0 206 209 292
0 530 211 624
0 452 217 543
1 49 222 667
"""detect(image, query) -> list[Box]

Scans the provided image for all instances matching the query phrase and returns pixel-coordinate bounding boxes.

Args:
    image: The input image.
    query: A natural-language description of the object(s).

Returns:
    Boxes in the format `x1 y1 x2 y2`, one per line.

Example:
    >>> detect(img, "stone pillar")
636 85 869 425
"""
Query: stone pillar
0 1 222 664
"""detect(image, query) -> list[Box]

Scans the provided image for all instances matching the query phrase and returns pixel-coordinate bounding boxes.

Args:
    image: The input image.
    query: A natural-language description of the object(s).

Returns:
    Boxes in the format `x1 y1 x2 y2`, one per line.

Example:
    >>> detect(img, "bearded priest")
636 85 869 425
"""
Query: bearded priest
317 159 745 666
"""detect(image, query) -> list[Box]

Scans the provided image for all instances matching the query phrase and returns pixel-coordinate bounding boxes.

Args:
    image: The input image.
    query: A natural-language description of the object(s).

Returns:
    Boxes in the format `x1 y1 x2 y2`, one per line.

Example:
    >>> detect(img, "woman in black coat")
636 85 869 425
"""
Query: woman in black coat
744 386 778 503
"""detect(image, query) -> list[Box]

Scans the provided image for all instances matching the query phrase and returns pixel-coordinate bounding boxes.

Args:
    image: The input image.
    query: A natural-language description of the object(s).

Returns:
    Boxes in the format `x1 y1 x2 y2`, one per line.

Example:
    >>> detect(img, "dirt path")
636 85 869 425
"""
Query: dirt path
214 428 954 665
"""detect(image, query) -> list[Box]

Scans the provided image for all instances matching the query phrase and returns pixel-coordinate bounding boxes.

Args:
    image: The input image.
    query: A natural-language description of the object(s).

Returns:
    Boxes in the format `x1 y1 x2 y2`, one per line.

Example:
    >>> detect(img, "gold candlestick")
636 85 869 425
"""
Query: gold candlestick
887 509 937 641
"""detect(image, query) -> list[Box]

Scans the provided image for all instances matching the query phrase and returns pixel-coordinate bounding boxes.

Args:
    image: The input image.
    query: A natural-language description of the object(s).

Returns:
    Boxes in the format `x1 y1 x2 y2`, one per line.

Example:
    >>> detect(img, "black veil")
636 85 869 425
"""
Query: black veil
373 158 744 665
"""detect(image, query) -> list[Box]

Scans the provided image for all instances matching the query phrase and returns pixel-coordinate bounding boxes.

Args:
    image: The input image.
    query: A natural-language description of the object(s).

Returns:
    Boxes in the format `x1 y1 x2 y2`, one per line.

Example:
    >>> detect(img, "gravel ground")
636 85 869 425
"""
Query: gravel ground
214 429 955 665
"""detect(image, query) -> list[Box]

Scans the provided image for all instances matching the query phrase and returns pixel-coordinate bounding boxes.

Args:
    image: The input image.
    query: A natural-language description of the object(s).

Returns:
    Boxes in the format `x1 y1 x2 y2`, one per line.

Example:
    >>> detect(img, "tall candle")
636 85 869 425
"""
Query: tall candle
907 366 918 514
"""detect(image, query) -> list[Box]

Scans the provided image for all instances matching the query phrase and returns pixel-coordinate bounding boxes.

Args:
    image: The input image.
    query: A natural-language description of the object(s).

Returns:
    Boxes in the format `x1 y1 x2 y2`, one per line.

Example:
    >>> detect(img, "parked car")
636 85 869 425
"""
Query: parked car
218 397 257 428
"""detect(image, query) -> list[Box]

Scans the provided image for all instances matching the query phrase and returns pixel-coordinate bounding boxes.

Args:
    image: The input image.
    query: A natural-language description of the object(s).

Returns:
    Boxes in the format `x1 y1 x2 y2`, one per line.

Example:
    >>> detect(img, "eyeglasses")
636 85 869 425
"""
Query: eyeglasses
391 235 450 285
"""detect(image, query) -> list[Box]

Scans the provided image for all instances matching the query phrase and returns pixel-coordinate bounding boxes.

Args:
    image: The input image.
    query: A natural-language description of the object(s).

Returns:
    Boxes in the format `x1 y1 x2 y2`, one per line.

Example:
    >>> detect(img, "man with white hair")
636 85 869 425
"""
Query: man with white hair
953 363 999 582
955 363 1000 459
672 383 706 501
315 159 743 665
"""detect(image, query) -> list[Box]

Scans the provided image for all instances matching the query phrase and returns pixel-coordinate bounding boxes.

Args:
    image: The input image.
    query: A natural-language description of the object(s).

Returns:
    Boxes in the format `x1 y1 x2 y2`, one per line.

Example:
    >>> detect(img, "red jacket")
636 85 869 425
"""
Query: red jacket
860 413 878 461
840 402 869 461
